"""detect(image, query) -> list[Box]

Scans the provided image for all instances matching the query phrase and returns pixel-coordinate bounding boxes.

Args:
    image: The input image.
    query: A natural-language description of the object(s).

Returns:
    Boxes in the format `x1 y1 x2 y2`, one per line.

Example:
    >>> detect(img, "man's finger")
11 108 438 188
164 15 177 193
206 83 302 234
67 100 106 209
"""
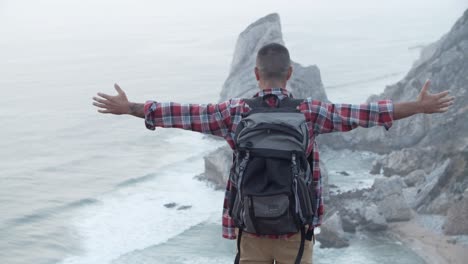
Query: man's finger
437 107 449 113
435 91 450 99
97 93 113 101
93 97 108 104
98 109 112 114
439 102 453 108
93 102 108 108
438 96 455 104
421 79 431 94
114 83 125 95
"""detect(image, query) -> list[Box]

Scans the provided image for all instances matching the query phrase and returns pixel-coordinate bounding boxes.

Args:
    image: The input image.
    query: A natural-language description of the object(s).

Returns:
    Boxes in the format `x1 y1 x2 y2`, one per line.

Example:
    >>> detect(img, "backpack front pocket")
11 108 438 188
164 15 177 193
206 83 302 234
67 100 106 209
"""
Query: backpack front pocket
243 194 298 235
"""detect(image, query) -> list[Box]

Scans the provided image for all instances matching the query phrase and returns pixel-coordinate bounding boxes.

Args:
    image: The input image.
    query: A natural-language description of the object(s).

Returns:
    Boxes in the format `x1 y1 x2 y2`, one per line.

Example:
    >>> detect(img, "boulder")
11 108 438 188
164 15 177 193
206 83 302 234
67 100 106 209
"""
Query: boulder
362 203 388 231
316 211 349 248
340 213 358 233
336 197 365 233
369 176 412 222
404 169 426 187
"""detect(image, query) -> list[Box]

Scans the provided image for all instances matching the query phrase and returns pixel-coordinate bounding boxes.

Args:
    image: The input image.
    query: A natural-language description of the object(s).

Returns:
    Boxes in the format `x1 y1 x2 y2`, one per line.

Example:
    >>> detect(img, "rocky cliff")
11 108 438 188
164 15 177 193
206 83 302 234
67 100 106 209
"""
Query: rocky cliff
219 13 328 102
323 9 468 237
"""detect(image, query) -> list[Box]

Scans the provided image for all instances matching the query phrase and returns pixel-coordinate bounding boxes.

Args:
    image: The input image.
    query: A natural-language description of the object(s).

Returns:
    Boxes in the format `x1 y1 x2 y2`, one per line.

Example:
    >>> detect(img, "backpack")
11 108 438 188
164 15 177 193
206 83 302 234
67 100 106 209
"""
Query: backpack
229 95 316 264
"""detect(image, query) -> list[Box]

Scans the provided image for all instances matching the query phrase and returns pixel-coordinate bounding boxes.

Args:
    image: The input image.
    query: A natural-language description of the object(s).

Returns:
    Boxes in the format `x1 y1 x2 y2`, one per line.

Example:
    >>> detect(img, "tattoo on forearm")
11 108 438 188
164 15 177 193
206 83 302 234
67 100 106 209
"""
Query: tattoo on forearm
129 103 145 118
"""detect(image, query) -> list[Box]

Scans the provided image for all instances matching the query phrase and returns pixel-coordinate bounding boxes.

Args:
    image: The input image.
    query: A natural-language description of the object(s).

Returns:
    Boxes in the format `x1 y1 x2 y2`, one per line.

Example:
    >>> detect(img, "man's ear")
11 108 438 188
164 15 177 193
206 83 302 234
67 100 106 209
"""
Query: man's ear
254 67 260 81
286 66 293 80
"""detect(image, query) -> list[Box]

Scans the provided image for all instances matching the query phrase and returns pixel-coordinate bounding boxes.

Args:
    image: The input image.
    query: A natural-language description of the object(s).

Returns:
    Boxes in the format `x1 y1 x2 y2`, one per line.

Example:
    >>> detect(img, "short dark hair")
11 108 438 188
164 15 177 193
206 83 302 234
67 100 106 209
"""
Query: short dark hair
256 43 291 81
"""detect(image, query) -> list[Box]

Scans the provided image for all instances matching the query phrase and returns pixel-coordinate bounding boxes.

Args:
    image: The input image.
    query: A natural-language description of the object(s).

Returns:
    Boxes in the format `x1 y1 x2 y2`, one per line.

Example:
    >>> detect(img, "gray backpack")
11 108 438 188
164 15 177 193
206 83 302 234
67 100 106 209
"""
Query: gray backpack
230 95 316 264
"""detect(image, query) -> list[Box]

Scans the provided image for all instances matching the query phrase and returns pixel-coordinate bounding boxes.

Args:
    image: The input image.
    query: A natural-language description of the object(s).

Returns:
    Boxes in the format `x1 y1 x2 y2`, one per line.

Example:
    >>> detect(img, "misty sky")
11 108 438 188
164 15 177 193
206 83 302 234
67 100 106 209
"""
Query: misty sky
1 0 466 44
0 0 466 103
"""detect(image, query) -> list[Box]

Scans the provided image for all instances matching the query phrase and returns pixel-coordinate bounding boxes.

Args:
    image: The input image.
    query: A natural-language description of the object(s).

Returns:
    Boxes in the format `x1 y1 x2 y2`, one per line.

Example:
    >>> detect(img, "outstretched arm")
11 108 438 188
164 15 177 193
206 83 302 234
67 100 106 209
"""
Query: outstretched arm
302 99 394 134
393 80 454 120
93 84 232 137
303 80 454 134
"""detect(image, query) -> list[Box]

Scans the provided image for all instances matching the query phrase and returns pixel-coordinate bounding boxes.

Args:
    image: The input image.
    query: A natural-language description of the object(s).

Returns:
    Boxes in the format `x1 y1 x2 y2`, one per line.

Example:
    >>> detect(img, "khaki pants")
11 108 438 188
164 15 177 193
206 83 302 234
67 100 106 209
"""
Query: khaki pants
239 232 314 264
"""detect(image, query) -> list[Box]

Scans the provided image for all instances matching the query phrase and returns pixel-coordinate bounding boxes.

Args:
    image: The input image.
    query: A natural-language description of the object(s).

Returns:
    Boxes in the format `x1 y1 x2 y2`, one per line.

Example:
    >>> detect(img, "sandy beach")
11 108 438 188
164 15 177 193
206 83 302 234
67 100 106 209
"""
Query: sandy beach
388 216 468 264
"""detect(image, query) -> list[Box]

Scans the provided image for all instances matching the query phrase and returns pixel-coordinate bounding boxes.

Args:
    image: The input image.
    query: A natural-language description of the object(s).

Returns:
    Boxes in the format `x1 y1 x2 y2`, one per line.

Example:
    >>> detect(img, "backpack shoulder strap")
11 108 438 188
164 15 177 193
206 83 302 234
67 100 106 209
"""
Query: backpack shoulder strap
243 97 264 109
294 227 306 264
279 97 304 109
244 96 304 110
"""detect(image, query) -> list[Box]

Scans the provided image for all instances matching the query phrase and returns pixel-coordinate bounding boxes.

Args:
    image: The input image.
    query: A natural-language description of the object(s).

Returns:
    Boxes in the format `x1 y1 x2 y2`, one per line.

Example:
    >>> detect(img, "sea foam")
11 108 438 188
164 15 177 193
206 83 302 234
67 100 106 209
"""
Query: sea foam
59 134 225 264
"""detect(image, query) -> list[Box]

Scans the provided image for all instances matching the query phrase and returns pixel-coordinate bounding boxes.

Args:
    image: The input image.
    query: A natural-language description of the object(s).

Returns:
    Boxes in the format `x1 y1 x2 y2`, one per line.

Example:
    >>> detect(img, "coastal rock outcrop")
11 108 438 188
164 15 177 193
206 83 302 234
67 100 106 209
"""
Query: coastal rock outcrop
218 13 328 102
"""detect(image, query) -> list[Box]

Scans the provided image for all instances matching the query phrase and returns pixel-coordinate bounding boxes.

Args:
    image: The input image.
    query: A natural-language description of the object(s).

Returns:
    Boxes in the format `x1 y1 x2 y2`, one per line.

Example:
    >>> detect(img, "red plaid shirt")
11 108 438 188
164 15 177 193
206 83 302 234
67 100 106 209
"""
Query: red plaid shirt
144 88 394 240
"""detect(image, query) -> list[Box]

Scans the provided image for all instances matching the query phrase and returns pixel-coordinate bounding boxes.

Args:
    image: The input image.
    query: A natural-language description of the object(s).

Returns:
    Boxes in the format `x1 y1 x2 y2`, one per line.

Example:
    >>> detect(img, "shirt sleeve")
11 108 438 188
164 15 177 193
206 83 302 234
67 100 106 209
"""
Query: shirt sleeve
144 100 233 138
301 99 394 134
222 179 238 239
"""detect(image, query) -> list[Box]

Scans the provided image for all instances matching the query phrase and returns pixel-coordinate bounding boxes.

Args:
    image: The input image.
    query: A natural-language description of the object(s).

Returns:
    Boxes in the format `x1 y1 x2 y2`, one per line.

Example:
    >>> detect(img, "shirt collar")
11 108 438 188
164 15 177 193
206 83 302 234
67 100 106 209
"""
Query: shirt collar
253 88 293 99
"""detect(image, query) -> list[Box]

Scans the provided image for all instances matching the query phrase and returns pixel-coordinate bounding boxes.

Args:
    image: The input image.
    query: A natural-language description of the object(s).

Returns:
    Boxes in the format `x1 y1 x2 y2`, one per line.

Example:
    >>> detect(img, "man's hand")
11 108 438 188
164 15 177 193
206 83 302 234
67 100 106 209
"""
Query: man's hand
416 80 455 114
93 84 145 118
393 80 455 120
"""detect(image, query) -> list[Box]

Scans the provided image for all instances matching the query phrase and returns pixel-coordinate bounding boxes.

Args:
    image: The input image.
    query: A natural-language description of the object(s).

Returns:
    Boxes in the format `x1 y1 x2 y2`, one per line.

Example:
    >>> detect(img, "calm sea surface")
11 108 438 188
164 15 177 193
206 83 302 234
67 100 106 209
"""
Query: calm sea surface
1 1 467 263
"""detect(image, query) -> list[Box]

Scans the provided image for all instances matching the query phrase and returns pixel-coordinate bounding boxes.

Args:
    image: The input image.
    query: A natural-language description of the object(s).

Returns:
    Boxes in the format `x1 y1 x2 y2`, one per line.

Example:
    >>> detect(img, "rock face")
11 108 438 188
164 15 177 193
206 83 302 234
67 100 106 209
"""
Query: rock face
322 9 468 154
412 159 451 212
372 148 438 177
219 13 328 102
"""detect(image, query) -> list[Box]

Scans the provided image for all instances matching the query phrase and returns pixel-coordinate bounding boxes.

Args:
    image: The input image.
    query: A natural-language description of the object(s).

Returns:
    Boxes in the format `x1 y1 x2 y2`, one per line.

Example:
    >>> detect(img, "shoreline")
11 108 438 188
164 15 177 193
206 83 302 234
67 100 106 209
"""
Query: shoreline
387 215 468 264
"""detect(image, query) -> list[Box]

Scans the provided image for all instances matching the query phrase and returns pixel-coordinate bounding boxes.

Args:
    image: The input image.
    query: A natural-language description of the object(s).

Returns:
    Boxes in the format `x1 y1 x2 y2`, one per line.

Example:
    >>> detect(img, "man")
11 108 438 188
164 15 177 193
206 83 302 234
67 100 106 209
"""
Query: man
92 43 454 264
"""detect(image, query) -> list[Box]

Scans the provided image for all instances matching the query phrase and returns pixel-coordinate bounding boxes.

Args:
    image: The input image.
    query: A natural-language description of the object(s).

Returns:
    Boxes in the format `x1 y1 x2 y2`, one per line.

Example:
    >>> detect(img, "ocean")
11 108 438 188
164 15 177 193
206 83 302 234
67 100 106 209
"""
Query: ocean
1 0 467 263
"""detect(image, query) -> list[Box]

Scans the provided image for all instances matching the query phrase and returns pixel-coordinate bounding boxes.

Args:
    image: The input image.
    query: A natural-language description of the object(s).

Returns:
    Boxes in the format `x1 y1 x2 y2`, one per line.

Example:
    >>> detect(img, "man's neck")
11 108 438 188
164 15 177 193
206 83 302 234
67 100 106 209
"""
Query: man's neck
258 81 287 90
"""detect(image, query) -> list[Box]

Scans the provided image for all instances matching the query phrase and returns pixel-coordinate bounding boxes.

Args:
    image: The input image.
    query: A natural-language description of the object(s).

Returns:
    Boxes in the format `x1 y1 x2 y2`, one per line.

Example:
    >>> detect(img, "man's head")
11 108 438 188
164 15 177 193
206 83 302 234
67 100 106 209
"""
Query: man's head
255 43 292 90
